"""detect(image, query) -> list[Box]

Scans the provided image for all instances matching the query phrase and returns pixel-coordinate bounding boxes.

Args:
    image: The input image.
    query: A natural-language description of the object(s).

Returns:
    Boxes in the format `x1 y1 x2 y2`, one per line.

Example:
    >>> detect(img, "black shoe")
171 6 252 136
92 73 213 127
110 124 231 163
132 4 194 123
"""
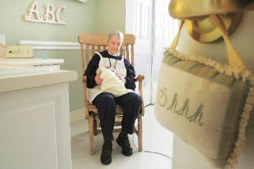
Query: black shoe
116 133 133 156
100 141 112 165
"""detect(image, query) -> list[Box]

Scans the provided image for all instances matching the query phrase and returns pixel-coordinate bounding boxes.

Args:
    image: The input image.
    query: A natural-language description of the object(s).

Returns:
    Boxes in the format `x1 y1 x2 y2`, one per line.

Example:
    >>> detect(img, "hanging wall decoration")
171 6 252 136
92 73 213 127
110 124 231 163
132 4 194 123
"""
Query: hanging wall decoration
155 15 254 169
24 0 67 25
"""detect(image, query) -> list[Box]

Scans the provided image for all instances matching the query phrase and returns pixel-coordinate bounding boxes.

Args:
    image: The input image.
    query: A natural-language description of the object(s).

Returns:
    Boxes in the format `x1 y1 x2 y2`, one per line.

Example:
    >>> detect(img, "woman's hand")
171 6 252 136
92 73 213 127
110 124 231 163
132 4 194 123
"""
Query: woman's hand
95 71 103 86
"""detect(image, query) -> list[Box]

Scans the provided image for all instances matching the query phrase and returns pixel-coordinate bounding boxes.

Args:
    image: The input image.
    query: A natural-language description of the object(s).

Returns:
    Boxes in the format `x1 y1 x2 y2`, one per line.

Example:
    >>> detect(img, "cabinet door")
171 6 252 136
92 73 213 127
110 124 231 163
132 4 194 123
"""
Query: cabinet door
0 83 72 169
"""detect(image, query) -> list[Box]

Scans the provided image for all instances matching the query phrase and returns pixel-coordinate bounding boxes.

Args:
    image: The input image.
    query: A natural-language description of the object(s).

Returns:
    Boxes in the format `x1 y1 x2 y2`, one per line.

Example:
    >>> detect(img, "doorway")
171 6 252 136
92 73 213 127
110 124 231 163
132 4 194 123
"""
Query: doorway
125 0 177 161
126 0 179 105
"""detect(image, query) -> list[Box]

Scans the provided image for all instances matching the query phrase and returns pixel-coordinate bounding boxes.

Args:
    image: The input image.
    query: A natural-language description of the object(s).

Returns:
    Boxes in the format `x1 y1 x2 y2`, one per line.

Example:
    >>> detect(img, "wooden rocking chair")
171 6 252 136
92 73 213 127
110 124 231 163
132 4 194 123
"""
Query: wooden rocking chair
78 33 145 155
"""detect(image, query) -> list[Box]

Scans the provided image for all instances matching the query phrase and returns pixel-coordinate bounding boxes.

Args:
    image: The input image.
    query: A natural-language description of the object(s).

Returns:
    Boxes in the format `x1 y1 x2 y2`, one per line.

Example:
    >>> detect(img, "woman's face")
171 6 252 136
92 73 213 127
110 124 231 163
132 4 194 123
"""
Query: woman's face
107 35 122 55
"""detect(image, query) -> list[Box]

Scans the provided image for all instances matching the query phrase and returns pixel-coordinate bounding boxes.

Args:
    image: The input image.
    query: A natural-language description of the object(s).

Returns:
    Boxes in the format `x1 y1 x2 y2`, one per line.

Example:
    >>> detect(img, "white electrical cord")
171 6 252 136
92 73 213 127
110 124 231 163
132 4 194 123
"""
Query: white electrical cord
132 103 172 159
131 133 172 159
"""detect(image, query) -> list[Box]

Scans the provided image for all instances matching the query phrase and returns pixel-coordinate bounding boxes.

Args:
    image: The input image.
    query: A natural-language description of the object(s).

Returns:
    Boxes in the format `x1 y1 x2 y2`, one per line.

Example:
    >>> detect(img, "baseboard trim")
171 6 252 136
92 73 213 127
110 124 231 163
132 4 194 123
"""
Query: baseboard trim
70 108 86 123
70 108 88 134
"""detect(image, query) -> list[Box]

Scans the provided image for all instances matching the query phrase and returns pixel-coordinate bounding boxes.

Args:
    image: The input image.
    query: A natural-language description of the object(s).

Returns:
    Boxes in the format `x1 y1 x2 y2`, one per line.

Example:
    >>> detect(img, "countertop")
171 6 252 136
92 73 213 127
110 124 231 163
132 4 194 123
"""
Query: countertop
0 70 78 93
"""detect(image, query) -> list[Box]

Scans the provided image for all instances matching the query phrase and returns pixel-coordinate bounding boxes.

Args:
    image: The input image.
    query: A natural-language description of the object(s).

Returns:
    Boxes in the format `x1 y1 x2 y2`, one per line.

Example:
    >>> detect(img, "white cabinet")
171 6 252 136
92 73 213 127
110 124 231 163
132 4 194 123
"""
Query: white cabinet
0 70 77 169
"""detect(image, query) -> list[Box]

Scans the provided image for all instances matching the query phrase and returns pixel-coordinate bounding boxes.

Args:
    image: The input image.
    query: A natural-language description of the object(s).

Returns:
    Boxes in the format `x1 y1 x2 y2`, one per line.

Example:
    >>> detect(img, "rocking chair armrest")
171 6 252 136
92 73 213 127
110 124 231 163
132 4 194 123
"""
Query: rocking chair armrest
82 75 90 119
134 74 145 82
134 74 145 116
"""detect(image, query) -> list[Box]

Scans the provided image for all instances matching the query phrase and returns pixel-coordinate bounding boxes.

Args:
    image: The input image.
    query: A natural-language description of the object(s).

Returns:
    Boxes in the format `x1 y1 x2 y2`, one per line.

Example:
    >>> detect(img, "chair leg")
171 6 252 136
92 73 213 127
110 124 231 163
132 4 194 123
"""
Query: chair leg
93 116 98 136
88 116 95 155
138 114 143 151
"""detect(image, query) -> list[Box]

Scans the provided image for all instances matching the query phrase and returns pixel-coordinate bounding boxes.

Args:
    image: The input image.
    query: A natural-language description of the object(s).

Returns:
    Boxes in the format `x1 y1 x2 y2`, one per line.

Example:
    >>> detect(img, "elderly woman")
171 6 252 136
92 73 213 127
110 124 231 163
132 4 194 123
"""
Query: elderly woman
84 31 142 165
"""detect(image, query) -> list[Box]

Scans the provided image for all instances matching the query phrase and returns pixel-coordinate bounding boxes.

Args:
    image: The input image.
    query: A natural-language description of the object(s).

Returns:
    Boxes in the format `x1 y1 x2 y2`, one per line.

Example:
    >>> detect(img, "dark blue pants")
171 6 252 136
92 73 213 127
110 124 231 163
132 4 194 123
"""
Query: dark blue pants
92 92 142 142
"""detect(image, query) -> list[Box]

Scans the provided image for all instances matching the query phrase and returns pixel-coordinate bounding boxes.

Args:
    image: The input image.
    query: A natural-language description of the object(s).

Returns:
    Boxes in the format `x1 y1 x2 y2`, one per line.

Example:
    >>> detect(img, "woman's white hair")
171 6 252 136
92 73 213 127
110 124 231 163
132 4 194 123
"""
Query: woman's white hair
108 31 124 43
